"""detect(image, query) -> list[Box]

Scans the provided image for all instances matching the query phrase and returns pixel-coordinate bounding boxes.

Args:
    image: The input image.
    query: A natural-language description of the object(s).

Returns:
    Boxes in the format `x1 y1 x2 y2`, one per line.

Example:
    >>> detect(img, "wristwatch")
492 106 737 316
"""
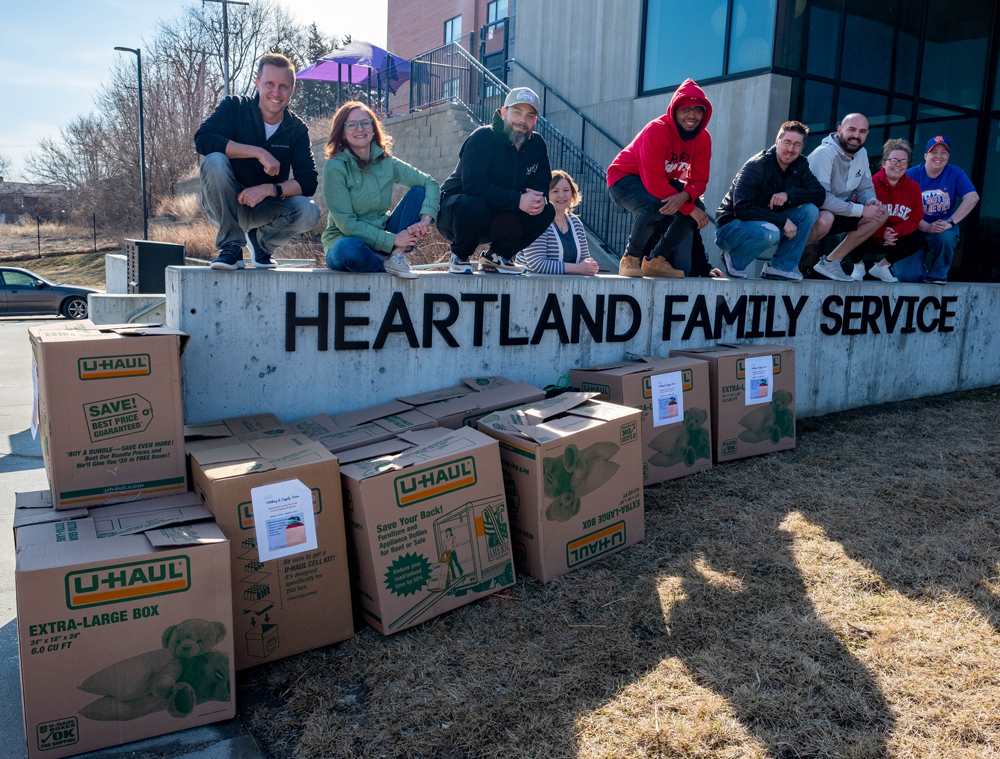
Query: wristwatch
273 183 283 198
944 217 954 226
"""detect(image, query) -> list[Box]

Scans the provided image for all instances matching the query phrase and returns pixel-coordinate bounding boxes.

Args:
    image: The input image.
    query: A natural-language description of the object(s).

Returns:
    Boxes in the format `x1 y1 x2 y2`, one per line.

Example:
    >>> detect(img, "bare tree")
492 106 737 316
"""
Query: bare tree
0 152 12 180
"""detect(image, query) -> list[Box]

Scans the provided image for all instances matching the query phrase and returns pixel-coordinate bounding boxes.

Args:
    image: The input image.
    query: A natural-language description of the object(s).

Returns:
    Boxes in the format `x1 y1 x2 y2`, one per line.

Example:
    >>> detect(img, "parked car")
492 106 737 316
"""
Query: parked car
0 266 99 319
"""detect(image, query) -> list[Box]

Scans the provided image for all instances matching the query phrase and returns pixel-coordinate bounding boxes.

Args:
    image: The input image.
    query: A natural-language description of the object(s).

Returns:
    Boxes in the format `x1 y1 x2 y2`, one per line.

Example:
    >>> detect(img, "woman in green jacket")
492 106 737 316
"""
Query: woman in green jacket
322 101 441 278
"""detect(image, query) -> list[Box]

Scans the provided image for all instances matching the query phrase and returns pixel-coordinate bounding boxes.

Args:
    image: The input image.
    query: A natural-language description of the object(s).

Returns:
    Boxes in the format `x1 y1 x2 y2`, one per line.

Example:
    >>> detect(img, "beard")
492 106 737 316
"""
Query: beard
504 120 530 145
838 134 863 154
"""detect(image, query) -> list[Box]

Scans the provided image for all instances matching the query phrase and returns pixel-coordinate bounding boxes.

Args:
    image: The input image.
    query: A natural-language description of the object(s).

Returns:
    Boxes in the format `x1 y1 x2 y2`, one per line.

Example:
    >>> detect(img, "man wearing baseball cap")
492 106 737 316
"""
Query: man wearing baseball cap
894 136 980 284
437 87 554 274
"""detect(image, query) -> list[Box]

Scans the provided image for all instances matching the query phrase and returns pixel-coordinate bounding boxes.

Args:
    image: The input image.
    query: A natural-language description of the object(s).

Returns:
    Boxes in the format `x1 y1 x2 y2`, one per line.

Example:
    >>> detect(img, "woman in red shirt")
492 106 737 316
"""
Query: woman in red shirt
847 138 924 283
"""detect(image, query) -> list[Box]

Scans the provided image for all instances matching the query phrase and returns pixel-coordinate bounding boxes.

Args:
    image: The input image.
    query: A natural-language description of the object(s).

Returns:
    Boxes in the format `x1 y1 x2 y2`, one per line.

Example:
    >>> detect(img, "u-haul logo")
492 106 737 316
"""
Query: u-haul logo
65 555 190 610
736 354 781 379
567 521 627 567
239 488 322 529
394 456 477 507
581 382 611 400
78 354 151 380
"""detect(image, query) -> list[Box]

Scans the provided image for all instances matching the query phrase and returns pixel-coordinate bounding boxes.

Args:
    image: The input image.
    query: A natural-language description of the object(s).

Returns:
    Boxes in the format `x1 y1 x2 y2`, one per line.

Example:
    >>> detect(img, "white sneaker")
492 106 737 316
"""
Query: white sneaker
448 253 474 275
868 262 898 283
813 255 853 282
761 262 803 281
850 262 866 281
722 251 747 278
384 250 418 279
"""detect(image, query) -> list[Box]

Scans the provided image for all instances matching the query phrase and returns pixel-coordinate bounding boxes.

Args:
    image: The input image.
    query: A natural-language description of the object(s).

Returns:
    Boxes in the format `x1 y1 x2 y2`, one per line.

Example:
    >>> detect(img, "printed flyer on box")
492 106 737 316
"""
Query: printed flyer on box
650 371 684 427
744 356 773 406
250 478 318 561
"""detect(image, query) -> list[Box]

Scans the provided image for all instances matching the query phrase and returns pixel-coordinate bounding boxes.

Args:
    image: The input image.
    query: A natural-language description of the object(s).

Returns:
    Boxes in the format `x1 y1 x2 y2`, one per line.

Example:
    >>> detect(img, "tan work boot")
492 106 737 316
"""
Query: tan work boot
641 255 684 278
619 255 644 277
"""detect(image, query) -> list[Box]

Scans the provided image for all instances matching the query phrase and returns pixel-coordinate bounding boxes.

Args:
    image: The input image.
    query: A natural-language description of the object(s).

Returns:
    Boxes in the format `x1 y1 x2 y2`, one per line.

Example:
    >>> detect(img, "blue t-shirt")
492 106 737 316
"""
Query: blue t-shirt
906 163 976 223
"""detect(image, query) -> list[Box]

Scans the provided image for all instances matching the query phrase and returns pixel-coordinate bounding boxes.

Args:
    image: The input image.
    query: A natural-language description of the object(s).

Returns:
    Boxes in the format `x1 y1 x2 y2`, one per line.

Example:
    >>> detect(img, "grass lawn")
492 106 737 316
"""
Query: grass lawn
240 386 1000 759
27 251 108 289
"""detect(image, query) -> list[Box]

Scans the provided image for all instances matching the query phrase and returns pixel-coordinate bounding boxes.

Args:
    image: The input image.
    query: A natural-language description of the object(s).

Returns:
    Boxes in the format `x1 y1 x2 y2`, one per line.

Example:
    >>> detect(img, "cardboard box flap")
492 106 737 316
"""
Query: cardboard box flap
372 409 436 432
184 420 233 439
461 375 511 391
201 459 277 480
86 491 203 517
290 413 342 440
340 455 405 481
574 360 640 374
16 490 55 510
417 393 483 420
13 506 88 529
92 504 215 538
536 415 606 437
396 384 474 406
521 392 600 422
315 423 396 454
246 434 334 468
16 518 99 548
330 400 413 429
27 321 114 343
16 533 155 572
568 401 638 422
144 521 227 547
190 441 262 467
396 428 456 446
393 428 494 467
337 438 413 464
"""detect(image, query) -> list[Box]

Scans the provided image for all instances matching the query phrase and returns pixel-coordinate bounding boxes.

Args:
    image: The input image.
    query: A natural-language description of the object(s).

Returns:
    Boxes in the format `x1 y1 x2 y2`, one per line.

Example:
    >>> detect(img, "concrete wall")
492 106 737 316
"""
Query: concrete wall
382 103 478 184
105 253 128 294
88 294 166 325
165 266 1000 425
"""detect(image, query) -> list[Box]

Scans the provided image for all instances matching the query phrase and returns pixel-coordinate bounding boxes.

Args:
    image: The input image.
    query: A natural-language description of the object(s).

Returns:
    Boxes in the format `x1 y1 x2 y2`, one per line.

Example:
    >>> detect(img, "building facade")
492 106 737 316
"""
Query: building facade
510 0 1000 281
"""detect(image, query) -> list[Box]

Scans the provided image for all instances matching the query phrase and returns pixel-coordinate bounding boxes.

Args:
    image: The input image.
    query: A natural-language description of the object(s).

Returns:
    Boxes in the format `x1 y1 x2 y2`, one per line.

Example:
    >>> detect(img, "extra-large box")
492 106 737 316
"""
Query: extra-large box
15 493 234 759
340 427 516 634
188 428 354 670
671 344 796 462
29 321 189 509
570 356 712 485
477 393 644 583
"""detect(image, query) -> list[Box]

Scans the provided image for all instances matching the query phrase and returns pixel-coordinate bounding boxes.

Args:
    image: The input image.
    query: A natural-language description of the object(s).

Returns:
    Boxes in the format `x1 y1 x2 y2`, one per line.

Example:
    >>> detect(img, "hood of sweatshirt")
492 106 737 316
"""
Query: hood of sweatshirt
667 79 713 141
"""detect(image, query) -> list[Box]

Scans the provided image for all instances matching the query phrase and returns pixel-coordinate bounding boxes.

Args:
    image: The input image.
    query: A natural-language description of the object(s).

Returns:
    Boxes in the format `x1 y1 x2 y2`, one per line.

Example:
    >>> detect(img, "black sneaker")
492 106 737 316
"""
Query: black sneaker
478 250 525 275
247 229 277 269
210 244 245 271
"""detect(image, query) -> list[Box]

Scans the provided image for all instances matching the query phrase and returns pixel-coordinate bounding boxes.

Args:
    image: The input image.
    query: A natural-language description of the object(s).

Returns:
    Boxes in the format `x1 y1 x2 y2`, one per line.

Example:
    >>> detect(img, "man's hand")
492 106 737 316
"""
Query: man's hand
519 190 546 216
659 191 690 216
238 184 276 208
407 214 433 240
783 218 797 238
689 206 710 230
883 227 898 246
861 203 887 221
769 192 788 210
394 229 417 249
928 219 951 234
256 148 280 176
566 258 600 276
708 268 727 279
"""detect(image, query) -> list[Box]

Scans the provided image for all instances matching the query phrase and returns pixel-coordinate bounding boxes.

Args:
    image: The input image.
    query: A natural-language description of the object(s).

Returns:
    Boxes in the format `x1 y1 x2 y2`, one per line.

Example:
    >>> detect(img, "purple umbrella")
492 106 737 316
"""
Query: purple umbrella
297 40 410 94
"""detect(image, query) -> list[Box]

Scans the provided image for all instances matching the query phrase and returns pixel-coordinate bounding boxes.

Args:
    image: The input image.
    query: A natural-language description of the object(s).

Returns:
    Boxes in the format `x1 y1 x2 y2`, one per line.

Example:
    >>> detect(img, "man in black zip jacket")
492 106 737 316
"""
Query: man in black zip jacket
714 121 825 281
437 87 555 274
194 53 319 271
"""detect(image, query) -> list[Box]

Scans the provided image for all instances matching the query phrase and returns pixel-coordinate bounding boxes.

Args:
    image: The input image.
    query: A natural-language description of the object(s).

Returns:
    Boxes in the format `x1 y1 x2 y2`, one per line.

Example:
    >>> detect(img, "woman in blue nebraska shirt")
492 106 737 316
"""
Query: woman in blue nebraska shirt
894 136 980 284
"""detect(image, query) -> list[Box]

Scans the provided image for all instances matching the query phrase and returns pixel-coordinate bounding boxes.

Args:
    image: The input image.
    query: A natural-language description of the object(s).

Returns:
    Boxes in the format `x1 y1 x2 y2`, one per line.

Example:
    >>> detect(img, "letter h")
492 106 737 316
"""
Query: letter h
286 292 329 351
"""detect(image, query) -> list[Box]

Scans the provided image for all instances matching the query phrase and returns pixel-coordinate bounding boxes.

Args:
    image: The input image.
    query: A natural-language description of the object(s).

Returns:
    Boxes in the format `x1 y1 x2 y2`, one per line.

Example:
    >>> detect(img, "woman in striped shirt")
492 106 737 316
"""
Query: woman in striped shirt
516 170 600 275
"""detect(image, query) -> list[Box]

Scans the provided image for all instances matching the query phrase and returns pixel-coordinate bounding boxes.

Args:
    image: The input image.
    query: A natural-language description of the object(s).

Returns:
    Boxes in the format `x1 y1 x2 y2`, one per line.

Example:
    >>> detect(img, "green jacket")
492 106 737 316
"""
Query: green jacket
321 145 440 253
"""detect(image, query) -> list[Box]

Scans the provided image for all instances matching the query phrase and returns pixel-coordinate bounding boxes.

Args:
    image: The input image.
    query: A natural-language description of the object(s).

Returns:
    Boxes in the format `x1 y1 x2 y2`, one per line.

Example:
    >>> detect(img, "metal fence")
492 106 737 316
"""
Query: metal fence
409 42 630 259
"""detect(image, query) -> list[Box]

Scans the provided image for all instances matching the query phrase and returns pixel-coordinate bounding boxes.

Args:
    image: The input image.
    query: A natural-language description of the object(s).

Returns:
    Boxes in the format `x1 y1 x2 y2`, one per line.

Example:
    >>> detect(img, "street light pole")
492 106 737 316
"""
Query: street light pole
203 0 249 97
114 46 148 240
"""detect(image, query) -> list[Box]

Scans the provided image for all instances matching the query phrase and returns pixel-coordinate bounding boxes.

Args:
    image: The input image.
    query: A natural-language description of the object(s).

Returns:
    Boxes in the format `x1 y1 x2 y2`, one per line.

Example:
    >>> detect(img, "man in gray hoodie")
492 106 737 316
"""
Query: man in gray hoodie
805 113 888 281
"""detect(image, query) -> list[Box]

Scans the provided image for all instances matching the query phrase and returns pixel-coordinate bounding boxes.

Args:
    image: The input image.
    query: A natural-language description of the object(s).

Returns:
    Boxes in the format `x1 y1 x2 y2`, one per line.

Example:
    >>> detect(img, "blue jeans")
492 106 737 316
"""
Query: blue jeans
325 186 426 272
715 204 819 273
892 225 959 282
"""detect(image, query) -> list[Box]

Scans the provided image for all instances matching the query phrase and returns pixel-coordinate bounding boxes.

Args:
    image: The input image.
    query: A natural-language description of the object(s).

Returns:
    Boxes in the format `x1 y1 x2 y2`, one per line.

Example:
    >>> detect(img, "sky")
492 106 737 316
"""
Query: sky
0 0 388 181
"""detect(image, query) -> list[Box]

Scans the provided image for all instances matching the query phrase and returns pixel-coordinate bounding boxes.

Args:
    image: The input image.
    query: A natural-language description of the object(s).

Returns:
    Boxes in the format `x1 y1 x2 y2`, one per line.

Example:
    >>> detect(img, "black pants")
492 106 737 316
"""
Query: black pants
608 174 700 261
437 193 556 261
849 230 925 265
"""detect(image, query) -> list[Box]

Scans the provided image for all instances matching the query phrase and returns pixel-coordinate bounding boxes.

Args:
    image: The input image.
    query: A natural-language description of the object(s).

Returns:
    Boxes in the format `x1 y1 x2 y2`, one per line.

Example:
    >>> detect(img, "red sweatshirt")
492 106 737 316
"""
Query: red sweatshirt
872 169 923 239
607 79 712 215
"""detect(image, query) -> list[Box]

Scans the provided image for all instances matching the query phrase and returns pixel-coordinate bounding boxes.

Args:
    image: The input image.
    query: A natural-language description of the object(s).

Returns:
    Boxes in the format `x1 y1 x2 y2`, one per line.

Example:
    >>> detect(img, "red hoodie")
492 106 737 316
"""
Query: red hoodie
607 79 712 215
872 169 923 239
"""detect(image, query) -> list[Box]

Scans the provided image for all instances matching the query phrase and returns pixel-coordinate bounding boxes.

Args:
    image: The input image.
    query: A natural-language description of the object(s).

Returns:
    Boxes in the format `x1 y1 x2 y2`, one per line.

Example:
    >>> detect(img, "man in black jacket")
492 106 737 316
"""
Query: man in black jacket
714 121 825 281
437 87 554 274
194 53 320 271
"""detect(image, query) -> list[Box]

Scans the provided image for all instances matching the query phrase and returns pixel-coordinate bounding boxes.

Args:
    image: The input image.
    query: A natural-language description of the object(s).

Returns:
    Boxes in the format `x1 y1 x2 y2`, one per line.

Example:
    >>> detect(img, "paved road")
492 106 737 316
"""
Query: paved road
0 317 266 759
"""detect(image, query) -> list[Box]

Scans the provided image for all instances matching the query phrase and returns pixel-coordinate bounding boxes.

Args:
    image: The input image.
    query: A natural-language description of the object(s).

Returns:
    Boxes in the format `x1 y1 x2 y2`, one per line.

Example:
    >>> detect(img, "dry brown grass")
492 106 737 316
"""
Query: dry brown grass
29 252 108 289
0 218 118 260
154 193 202 222
239 386 1000 759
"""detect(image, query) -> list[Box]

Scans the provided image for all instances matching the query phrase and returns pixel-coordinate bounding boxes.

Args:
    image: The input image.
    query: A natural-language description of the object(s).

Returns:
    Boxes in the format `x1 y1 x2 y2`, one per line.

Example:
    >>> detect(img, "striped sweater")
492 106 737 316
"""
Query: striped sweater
515 213 591 274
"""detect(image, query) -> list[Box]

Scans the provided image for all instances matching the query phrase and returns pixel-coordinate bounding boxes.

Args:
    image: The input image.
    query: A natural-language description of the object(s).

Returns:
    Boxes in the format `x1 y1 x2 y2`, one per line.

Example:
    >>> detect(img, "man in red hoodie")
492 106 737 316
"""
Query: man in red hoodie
608 79 712 278
844 138 924 283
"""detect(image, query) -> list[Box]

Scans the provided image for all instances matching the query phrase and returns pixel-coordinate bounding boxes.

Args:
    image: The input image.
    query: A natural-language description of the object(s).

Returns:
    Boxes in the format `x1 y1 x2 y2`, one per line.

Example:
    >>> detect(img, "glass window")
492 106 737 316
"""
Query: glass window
1 271 38 287
727 0 776 73
488 0 509 23
973 119 1000 279
892 0 922 95
920 0 991 109
836 87 889 127
888 97 913 124
774 0 841 78
642 0 727 92
789 78 835 135
840 0 898 91
444 15 462 45
913 117 979 178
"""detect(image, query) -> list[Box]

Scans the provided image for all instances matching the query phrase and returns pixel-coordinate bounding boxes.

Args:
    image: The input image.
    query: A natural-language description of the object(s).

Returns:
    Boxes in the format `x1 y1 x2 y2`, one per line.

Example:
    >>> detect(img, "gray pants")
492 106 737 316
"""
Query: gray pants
200 152 320 254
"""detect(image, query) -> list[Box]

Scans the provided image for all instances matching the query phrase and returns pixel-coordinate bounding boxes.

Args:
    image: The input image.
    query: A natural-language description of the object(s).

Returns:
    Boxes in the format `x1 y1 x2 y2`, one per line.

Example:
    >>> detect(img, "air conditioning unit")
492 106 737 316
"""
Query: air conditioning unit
124 239 186 294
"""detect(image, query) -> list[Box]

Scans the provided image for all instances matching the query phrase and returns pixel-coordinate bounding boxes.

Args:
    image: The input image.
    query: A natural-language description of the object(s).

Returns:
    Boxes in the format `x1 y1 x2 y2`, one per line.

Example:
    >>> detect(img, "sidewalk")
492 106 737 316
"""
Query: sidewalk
0 317 267 759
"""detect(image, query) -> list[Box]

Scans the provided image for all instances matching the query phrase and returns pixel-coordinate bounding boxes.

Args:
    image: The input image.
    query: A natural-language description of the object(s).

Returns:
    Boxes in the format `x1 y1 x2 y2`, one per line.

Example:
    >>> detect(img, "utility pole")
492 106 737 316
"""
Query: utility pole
114 46 148 240
203 0 249 97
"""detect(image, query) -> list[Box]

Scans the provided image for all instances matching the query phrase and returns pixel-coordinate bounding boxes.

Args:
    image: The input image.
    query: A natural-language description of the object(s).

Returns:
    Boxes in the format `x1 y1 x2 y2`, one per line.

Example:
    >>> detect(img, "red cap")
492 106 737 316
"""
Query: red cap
674 97 705 111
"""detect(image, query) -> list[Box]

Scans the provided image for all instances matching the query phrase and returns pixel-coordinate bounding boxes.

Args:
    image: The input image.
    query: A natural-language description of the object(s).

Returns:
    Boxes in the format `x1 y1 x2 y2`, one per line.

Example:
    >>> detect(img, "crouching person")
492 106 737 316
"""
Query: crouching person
715 121 824 281
516 171 599 275
321 102 440 279
194 53 320 270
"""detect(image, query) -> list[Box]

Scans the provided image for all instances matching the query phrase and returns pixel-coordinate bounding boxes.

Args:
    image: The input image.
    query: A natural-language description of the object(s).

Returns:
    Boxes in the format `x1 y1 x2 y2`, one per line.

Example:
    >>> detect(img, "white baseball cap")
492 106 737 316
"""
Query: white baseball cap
503 87 540 114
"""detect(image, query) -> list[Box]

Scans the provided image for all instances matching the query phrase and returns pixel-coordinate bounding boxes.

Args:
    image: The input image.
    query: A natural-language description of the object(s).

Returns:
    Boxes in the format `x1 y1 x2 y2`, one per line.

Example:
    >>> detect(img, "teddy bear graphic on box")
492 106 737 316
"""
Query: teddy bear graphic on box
543 442 621 523
77 619 231 722
737 389 794 445
646 407 711 469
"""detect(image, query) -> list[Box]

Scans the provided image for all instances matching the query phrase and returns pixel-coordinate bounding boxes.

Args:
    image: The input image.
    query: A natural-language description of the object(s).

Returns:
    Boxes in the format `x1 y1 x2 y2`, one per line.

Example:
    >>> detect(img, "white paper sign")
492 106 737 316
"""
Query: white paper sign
250 478 318 562
651 371 684 427
744 355 773 406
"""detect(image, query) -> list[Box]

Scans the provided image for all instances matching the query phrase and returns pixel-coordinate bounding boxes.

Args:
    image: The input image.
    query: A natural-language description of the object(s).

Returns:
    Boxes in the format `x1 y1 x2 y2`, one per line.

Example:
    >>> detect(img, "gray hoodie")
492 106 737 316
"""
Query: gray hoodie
806 133 876 217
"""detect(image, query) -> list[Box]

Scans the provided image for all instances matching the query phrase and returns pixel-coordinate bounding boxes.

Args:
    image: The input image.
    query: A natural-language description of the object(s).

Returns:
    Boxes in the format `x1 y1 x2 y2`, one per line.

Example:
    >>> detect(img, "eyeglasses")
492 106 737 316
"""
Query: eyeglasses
345 119 374 131
884 158 908 166
777 139 803 150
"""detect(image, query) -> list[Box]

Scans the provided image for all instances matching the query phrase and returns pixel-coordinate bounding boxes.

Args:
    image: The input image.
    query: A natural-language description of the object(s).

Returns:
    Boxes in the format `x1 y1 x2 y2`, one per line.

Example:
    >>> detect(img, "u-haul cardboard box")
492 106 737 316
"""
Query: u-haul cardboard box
29 321 189 510
670 344 795 462
289 401 438 454
398 376 545 430
570 356 712 485
477 394 644 583
340 427 515 635
15 492 234 759
188 431 353 670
